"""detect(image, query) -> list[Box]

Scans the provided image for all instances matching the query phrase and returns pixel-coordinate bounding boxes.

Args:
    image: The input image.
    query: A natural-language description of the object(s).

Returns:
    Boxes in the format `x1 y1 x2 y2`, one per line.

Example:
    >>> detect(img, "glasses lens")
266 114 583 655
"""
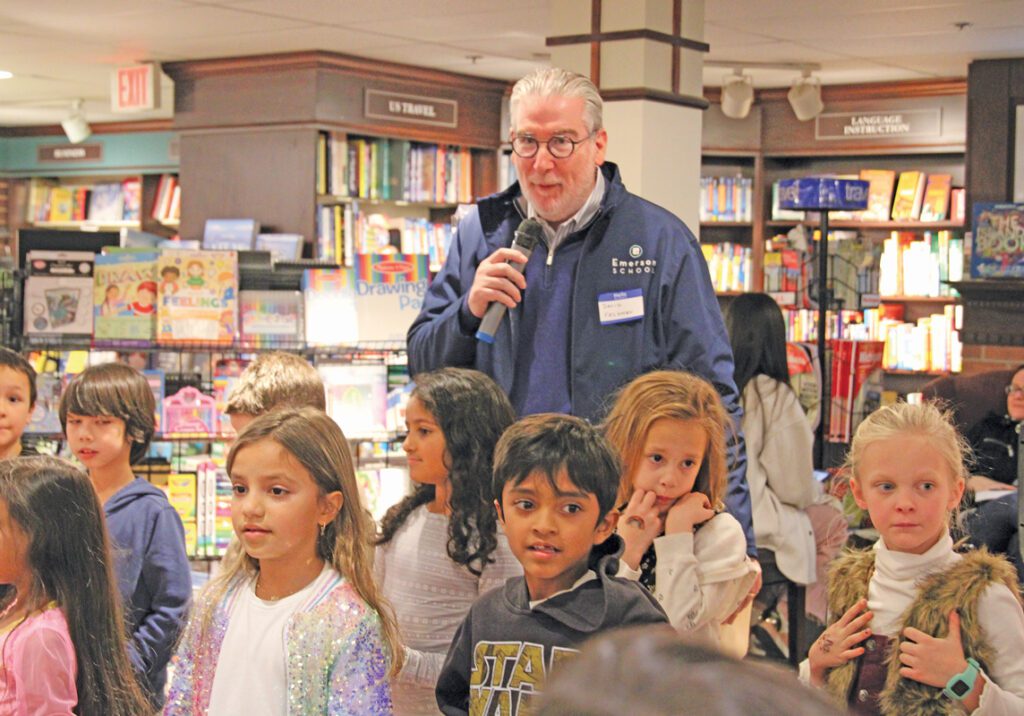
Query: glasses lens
512 137 538 158
548 136 574 158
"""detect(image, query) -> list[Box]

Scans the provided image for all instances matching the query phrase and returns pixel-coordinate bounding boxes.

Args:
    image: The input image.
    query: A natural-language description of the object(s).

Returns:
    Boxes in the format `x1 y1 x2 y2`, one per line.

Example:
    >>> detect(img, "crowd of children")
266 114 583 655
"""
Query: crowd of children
1 340 1023 715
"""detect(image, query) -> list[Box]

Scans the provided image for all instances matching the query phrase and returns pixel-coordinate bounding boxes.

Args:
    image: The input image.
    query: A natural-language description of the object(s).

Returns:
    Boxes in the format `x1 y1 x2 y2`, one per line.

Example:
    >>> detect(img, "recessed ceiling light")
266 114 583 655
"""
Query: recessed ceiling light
0 70 13 80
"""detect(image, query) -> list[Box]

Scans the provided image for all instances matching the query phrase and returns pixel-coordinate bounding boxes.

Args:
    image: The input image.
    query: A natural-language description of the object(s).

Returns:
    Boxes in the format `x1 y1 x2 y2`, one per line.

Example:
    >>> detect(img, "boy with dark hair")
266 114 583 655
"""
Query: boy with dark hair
0 346 37 458
435 413 668 716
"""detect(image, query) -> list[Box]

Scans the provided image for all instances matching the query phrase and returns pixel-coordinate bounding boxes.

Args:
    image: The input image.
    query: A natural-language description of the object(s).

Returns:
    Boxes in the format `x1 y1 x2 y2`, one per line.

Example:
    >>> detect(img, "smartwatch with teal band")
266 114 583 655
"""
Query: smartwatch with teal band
943 658 981 700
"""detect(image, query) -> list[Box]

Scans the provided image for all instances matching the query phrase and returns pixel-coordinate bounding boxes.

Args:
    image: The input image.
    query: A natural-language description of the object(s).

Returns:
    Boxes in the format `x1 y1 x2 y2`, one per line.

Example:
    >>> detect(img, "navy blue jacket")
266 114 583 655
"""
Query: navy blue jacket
407 163 754 553
105 477 192 704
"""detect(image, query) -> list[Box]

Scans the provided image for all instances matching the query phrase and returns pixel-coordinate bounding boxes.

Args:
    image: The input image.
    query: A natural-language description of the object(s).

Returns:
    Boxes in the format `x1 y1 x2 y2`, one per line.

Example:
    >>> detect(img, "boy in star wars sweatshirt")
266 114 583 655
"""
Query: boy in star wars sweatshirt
435 414 668 716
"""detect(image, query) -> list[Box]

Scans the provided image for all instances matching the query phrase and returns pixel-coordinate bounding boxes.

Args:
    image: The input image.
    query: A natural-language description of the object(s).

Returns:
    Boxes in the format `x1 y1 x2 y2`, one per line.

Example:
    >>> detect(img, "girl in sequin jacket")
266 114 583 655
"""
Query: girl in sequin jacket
164 408 403 715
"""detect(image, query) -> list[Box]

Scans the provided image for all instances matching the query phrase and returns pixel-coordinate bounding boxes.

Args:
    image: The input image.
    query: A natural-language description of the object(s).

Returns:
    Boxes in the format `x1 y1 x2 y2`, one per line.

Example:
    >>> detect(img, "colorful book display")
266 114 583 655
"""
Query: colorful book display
318 363 388 438
829 339 884 443
93 251 159 341
970 203 1024 279
156 250 238 344
855 169 896 221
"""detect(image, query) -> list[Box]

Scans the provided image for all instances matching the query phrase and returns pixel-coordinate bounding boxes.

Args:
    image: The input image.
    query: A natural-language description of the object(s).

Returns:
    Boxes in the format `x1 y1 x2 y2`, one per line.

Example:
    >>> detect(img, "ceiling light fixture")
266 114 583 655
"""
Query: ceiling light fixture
61 99 92 144
0 70 12 80
720 69 754 119
788 69 824 121
706 60 825 122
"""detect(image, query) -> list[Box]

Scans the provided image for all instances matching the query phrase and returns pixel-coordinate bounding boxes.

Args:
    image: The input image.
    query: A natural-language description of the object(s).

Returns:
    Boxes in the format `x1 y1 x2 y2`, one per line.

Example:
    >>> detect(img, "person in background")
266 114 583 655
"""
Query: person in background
435 413 667 716
534 626 844 716
375 368 522 715
0 456 150 716
59 362 191 708
164 408 399 715
724 293 848 622
0 347 37 460
963 363 1024 582
406 67 756 565
803 402 1024 715
604 370 757 648
223 351 326 435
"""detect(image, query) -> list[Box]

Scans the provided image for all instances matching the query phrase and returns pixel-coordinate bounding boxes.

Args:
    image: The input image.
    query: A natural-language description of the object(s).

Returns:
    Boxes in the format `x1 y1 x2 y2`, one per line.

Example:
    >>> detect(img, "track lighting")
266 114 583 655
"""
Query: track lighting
61 99 92 144
720 70 754 120
788 69 824 122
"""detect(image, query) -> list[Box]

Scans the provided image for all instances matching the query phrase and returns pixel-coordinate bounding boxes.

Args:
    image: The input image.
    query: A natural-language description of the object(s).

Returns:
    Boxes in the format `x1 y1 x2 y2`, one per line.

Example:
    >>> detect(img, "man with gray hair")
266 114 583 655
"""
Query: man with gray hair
407 67 755 558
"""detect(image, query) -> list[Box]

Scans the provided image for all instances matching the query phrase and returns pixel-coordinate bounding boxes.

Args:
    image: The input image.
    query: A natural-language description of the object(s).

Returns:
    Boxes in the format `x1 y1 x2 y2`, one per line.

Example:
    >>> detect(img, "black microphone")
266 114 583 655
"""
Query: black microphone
476 218 543 344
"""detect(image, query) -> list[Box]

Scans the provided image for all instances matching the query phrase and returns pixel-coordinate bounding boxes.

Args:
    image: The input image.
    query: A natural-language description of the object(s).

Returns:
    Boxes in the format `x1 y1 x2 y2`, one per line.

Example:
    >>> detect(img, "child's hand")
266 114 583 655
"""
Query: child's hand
618 489 663 570
664 492 714 534
808 598 873 687
899 611 972 689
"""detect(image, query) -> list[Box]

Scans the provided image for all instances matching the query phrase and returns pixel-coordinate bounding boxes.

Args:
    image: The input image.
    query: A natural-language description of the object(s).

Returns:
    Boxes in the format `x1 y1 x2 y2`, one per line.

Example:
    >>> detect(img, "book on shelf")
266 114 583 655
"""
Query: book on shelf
318 363 388 438
950 188 966 224
829 339 884 443
890 171 926 221
151 175 180 224
88 182 129 224
202 219 259 251
918 174 952 222
27 373 64 434
255 233 304 262
122 179 141 222
93 251 159 342
700 242 751 292
352 254 430 342
302 268 359 345
699 176 753 223
165 473 198 556
969 202 1024 279
786 341 821 432
878 230 962 297
854 169 896 222
23 250 95 336
239 290 304 348
156 250 239 344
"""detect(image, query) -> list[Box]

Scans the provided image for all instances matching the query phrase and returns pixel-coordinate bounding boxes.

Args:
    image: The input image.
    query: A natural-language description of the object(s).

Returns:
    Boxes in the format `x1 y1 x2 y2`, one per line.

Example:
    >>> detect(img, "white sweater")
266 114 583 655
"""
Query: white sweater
799 535 1024 715
742 375 819 585
374 506 522 716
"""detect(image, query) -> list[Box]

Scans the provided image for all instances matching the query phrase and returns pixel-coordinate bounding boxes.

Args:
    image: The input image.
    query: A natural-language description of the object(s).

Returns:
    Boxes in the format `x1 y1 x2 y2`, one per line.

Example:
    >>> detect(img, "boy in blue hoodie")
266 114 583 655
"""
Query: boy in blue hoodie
60 362 191 708
436 413 668 716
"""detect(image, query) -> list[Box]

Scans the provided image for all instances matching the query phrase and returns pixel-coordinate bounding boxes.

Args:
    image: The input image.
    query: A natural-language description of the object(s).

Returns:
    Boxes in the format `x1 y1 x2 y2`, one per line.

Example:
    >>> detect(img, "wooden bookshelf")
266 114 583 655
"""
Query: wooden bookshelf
766 219 964 230
163 51 507 256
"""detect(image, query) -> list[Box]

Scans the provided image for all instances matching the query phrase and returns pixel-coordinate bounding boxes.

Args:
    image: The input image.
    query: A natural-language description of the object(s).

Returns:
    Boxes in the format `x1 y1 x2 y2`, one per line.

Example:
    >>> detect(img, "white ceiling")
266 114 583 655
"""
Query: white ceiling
1 0 1022 127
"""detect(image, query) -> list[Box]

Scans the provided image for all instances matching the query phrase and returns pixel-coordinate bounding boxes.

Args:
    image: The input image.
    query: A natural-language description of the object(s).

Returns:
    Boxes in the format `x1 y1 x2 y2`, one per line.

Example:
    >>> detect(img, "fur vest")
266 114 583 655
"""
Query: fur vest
824 548 1020 716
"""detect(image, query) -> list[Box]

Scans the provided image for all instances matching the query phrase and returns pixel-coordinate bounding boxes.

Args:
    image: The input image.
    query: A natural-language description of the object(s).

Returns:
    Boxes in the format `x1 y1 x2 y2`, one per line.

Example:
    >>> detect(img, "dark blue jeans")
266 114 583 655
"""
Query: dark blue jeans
963 492 1022 583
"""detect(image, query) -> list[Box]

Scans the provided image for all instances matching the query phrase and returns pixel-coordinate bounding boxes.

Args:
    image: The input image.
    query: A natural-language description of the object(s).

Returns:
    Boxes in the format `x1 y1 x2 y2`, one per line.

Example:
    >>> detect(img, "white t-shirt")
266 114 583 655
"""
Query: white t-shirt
208 565 329 715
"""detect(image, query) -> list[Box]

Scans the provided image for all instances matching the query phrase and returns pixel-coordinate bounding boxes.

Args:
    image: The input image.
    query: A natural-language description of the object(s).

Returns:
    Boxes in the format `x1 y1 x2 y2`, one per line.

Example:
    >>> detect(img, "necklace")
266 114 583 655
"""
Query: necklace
255 574 282 602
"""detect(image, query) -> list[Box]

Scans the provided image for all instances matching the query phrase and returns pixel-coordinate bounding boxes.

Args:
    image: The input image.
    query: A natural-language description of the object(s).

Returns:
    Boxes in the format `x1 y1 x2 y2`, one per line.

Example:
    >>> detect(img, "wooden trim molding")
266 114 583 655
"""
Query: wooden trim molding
671 0 682 94
758 78 966 102
163 50 510 94
591 0 601 87
601 88 709 110
547 29 709 54
0 118 173 137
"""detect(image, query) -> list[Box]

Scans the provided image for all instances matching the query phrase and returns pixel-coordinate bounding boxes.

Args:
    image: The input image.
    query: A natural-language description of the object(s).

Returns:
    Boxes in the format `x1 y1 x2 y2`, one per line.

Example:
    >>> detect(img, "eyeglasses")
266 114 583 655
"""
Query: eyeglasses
510 132 594 159
1005 385 1024 397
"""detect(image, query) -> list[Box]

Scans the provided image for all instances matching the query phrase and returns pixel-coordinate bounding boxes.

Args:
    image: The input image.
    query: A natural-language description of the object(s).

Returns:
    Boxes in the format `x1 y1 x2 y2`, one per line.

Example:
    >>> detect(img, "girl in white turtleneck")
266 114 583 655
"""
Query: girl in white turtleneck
801 402 1024 716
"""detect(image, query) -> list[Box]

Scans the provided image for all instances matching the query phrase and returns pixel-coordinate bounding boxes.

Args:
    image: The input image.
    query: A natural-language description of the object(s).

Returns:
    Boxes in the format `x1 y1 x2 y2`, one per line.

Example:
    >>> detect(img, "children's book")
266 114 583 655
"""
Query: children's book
203 219 260 251
166 473 198 556
890 171 926 221
970 202 1024 278
255 233 304 262
88 183 125 223
93 251 159 341
919 174 952 222
855 169 896 221
142 369 166 434
352 254 430 342
239 290 304 348
156 250 238 344
302 268 359 345
23 251 95 336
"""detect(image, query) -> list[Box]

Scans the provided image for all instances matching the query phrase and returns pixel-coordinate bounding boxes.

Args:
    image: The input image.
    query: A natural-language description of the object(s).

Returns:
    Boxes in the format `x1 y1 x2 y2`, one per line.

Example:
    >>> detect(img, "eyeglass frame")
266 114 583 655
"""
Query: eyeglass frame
1005 384 1024 397
509 131 596 160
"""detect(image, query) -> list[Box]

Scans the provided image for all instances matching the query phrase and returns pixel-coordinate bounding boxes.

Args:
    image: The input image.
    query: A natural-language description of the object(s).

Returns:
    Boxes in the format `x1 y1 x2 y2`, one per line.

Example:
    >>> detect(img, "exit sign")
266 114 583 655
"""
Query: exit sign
111 63 161 112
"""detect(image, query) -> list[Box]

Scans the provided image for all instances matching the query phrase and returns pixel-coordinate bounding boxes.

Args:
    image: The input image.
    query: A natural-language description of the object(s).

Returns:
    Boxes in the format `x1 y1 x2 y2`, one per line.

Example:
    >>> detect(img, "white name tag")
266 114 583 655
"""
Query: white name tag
598 289 644 325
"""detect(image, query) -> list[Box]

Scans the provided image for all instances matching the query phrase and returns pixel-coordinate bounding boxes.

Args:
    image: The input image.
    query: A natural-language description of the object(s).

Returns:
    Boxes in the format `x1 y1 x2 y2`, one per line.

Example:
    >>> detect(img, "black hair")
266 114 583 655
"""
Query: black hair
0 346 37 407
493 413 620 519
724 292 791 395
377 368 516 576
0 457 149 716
58 362 156 464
